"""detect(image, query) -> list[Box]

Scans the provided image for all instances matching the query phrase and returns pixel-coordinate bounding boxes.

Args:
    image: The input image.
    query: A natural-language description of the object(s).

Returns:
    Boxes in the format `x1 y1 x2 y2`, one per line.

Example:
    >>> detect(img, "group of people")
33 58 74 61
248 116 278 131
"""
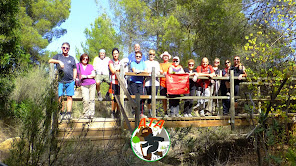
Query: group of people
49 42 247 120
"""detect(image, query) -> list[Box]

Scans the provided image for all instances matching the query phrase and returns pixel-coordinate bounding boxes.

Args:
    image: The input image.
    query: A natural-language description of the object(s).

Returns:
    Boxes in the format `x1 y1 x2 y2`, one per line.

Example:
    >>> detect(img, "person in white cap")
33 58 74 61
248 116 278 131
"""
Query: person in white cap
93 49 111 101
168 56 184 117
159 51 172 117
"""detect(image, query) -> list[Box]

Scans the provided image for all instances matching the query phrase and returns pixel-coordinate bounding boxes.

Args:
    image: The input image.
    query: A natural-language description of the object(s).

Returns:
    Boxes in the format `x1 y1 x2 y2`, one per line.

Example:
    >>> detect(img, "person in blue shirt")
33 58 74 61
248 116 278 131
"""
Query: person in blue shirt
128 43 147 64
127 43 147 94
130 51 148 118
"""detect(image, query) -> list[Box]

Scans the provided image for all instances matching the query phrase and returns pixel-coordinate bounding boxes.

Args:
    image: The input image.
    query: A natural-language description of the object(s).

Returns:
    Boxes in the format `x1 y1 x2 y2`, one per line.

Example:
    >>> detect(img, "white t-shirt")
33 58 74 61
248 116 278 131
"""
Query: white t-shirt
93 56 110 75
145 60 160 86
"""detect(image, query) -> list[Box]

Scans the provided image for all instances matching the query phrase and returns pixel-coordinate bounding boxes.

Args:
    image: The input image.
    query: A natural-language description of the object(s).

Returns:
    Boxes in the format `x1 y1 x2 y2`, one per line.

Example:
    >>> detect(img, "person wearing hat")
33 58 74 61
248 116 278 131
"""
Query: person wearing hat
93 49 111 101
145 49 160 117
168 56 184 117
159 51 172 117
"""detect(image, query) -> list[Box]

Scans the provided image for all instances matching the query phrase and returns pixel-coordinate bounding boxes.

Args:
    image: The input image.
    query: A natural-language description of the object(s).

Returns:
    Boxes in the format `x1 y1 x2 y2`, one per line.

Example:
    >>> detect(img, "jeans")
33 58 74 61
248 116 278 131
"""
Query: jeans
184 85 196 114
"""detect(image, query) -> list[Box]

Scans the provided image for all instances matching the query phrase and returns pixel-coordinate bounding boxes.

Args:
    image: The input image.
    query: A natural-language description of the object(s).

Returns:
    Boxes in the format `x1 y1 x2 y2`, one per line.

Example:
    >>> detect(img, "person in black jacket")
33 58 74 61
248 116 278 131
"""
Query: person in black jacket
231 56 247 110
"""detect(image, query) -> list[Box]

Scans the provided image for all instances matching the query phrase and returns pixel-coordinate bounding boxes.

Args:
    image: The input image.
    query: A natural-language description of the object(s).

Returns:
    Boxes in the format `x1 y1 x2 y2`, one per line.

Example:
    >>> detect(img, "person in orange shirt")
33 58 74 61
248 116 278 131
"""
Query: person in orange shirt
194 57 215 117
159 51 172 117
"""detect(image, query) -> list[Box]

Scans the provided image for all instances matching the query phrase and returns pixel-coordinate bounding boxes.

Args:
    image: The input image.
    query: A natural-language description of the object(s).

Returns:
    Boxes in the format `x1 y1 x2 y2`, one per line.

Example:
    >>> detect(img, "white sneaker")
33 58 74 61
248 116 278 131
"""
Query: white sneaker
193 103 200 109
184 114 188 117
188 114 193 117
64 112 72 120
176 114 181 117
98 92 103 101
200 110 205 117
140 114 147 119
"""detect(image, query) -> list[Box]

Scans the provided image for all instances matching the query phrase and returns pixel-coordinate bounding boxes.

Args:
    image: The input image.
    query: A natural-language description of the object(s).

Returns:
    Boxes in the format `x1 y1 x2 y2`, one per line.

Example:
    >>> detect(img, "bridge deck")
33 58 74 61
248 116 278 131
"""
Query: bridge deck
57 113 296 141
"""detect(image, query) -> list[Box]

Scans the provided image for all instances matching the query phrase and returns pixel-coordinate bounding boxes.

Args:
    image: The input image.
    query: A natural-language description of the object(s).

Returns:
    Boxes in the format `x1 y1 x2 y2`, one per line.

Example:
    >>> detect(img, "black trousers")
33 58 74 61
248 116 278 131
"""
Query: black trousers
184 85 196 114
221 82 240 114
130 81 145 114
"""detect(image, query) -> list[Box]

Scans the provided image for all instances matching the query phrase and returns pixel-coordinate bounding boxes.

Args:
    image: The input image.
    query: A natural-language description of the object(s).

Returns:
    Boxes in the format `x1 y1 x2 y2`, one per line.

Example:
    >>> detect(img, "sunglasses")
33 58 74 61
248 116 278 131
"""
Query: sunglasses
225 62 230 64
83 58 88 61
136 56 142 58
149 54 155 56
173 60 179 63
188 64 194 66
234 58 240 61
215 62 220 64
62 47 69 50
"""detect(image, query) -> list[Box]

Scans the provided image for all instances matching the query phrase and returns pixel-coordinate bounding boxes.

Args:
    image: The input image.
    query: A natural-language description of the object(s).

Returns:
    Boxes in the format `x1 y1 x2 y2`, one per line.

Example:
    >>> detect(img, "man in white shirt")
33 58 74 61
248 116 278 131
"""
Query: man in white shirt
93 49 110 101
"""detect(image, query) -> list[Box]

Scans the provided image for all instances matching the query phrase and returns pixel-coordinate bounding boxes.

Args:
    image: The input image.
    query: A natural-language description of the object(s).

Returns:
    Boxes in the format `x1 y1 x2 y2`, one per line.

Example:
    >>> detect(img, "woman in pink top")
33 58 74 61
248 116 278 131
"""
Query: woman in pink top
76 53 96 119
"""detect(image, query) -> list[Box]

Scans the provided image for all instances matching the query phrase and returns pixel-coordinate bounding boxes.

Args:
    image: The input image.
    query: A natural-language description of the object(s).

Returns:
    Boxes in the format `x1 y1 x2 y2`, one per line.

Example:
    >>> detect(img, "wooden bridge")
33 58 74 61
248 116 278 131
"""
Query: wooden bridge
48 64 296 141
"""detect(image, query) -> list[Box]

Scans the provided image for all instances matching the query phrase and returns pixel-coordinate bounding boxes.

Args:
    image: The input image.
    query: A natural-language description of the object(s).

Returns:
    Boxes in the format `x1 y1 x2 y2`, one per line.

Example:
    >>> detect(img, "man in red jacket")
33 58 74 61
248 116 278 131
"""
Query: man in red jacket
194 57 215 117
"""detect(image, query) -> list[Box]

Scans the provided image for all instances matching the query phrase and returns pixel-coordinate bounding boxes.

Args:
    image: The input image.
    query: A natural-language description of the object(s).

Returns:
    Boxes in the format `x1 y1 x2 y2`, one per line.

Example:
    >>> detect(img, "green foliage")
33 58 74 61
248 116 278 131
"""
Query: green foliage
111 0 248 65
178 0 248 61
0 0 31 117
82 14 121 61
5 65 59 165
286 134 296 165
18 0 71 59
240 1 296 164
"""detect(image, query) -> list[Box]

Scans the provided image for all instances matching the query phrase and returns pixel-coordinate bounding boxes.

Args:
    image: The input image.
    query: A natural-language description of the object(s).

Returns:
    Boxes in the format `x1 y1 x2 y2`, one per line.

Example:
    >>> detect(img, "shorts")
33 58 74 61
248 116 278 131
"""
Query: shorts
112 84 120 102
160 86 167 96
58 81 75 97
95 74 110 83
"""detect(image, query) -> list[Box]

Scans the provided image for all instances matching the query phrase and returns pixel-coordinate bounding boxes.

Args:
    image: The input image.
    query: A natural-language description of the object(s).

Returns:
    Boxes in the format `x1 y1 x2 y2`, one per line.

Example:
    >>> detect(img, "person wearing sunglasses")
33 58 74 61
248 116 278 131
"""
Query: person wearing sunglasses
230 56 247 110
130 51 148 118
48 42 77 120
76 53 96 119
210 58 222 115
221 59 231 115
159 51 172 117
145 49 160 117
183 59 197 117
194 57 215 117
109 48 121 118
168 56 184 117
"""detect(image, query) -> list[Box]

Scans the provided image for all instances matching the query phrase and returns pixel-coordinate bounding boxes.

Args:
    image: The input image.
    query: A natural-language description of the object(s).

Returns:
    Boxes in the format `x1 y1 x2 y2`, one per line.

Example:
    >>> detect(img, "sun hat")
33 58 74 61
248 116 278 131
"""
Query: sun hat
172 56 180 62
160 51 171 59
99 49 106 53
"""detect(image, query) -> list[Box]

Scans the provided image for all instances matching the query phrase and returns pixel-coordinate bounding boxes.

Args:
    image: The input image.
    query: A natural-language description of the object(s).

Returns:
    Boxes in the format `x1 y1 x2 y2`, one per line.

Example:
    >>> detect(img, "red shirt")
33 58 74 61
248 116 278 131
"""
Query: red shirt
196 65 214 88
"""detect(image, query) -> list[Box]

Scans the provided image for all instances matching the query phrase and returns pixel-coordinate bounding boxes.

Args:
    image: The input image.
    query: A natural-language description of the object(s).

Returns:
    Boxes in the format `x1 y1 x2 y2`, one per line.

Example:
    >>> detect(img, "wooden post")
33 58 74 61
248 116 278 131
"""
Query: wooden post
119 65 125 124
151 67 156 118
135 93 140 128
230 70 235 130
258 81 261 113
209 82 214 114
49 63 55 82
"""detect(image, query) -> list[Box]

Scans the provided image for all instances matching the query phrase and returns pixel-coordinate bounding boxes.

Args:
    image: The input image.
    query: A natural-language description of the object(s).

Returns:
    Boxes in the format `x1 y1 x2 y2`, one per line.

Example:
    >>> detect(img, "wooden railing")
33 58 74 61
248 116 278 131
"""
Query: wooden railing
50 64 291 131
115 67 248 130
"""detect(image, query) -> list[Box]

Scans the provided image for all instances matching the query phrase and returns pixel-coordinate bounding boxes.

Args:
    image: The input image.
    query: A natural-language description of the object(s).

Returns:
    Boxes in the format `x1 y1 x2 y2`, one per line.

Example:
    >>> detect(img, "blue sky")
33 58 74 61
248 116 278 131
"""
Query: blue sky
46 0 111 57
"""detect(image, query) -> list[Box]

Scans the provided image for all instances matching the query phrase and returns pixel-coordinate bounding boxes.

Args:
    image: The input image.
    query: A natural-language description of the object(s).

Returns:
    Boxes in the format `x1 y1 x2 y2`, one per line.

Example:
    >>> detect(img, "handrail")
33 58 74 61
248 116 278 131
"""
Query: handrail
124 72 246 80
123 68 239 130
